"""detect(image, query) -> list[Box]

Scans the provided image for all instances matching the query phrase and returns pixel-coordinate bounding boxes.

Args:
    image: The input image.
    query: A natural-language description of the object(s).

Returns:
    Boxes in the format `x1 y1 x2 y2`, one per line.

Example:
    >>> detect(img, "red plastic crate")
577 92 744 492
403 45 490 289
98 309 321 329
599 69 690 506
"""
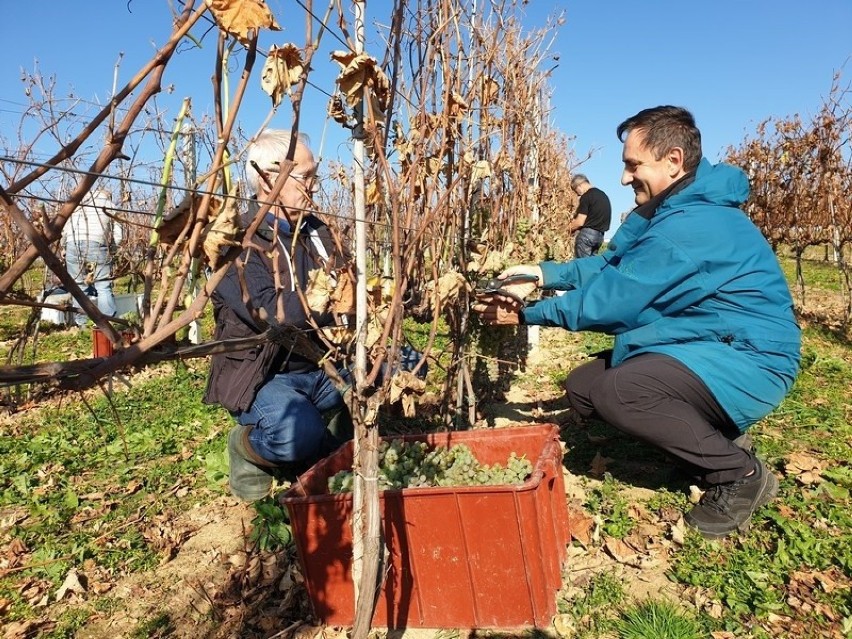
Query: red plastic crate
279 423 570 629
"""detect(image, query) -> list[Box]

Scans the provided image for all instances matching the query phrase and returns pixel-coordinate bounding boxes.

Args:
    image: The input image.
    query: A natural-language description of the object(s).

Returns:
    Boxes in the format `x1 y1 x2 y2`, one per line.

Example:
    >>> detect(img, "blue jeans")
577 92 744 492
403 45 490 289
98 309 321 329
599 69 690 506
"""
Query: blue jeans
65 241 116 326
574 228 605 258
236 368 349 465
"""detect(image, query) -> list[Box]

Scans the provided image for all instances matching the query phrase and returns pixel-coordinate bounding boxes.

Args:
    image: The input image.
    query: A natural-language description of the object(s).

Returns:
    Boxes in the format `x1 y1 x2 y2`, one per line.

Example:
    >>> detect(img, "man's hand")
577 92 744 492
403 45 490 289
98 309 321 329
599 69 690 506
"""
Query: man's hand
492 265 541 301
471 292 524 325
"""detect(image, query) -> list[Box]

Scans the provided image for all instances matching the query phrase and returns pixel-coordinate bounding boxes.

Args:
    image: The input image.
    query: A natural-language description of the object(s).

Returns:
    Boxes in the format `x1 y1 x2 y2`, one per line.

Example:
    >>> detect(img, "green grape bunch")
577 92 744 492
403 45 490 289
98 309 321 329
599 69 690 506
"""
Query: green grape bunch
327 440 533 494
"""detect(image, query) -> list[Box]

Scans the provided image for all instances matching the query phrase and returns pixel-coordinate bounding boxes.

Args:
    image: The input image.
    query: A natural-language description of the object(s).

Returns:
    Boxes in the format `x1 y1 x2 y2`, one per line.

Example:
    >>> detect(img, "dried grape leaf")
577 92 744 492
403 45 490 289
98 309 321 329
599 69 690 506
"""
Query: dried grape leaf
205 0 281 45
55 569 87 602
305 268 332 314
328 94 348 125
448 91 469 119
202 195 243 269
480 75 500 105
158 194 198 246
365 180 381 205
331 271 355 315
260 44 304 107
588 451 612 477
428 271 469 309
470 160 492 184
330 51 390 113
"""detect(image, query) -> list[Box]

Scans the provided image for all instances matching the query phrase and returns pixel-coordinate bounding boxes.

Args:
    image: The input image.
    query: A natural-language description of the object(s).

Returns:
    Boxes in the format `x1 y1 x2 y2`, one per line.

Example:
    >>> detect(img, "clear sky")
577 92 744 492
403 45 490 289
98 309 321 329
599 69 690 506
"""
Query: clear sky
2 0 851 236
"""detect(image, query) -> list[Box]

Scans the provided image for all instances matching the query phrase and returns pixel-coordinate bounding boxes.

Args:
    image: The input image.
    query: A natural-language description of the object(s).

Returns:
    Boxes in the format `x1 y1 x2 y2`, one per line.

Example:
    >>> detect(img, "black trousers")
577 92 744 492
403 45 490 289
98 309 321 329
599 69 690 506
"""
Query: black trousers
564 351 755 485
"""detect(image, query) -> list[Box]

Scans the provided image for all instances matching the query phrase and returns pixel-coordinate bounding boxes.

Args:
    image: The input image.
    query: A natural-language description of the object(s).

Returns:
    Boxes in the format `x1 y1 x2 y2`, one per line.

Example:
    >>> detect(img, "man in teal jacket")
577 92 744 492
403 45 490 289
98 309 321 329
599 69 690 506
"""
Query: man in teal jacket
473 106 800 539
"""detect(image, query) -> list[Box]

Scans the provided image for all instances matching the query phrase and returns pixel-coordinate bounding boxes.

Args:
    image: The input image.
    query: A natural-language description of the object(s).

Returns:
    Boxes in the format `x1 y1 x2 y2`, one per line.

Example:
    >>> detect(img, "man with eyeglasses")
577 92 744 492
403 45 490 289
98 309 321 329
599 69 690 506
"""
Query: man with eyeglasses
203 129 354 502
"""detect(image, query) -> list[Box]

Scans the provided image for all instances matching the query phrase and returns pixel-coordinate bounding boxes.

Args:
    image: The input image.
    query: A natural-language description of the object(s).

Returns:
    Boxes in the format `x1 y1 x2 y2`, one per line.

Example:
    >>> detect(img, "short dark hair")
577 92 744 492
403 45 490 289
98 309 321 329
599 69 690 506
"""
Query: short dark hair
616 106 702 172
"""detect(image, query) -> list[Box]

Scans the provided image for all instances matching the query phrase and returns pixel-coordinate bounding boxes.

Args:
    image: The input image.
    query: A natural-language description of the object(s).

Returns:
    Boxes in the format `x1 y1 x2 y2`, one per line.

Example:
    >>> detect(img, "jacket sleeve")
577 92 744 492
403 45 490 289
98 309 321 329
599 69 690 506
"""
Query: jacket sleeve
523 232 709 334
539 255 607 290
538 212 650 291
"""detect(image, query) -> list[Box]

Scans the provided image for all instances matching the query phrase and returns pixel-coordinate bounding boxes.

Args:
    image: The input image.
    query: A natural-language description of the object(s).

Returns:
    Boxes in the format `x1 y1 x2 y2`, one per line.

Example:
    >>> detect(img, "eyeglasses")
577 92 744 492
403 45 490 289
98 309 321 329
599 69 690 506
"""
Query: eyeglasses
251 161 319 194
288 171 319 194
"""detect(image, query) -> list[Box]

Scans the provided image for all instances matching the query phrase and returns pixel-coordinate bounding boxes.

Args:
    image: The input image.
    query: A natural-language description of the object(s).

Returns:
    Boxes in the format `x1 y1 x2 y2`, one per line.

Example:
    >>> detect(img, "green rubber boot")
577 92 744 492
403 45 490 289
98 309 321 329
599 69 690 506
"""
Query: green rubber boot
227 425 274 502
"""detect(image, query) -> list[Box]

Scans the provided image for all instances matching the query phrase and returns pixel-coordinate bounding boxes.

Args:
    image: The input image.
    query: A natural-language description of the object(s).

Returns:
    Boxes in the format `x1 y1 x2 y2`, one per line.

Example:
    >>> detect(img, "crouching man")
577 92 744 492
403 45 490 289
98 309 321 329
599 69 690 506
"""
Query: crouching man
204 130 352 501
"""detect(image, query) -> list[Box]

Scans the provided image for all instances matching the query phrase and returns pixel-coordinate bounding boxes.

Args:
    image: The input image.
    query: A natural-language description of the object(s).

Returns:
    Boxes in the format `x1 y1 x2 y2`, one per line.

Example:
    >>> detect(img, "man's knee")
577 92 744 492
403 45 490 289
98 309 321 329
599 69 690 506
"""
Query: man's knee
564 360 606 417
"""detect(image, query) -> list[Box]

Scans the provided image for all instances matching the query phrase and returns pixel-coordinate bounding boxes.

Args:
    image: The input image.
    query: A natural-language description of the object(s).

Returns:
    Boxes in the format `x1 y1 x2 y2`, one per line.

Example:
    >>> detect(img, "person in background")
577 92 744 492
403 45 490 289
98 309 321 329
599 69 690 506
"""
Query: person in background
567 174 611 258
62 189 123 326
473 106 801 539
203 130 353 502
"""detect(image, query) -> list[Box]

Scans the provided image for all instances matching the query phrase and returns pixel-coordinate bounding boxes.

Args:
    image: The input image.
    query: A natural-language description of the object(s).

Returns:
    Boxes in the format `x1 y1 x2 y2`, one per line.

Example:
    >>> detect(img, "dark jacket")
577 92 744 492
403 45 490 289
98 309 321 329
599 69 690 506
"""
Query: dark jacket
203 207 346 412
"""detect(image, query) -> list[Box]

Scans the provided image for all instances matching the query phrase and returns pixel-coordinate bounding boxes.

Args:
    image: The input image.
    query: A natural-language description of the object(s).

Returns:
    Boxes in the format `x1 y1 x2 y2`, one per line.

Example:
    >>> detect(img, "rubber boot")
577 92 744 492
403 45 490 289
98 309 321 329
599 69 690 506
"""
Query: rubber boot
227 424 275 502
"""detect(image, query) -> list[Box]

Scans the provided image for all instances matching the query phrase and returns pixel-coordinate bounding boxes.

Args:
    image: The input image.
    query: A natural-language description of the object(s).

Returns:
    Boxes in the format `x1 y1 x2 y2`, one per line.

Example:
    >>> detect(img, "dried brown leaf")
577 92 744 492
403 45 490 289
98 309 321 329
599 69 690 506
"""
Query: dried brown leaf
470 160 491 184
331 271 355 316
305 269 332 314
365 180 381 206
389 371 427 408
448 91 469 119
261 44 304 107
588 451 612 477
4 620 56 639
330 51 390 114
568 509 594 547
784 452 824 485
603 537 638 564
328 95 348 125
158 193 197 246
428 271 470 309
55 569 87 602
205 0 281 45
480 75 500 105
202 195 243 269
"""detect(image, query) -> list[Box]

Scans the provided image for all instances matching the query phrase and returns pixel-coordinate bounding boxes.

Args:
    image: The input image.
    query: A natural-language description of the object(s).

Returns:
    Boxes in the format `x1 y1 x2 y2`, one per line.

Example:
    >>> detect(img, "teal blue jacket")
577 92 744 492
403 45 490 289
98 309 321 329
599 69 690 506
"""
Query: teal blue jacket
523 159 801 430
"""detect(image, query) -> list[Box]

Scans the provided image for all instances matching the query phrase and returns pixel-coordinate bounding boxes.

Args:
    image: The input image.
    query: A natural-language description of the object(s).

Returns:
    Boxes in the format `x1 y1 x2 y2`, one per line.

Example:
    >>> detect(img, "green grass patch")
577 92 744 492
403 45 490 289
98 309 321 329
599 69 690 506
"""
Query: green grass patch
584 474 637 539
0 363 230 623
667 323 852 633
558 571 626 636
615 599 704 639
778 252 847 293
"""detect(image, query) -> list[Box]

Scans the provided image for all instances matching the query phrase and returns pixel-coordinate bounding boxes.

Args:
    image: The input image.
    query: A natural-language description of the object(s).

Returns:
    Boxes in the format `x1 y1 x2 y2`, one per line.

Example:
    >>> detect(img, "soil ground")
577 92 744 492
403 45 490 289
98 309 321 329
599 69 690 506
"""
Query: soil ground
60 328 689 639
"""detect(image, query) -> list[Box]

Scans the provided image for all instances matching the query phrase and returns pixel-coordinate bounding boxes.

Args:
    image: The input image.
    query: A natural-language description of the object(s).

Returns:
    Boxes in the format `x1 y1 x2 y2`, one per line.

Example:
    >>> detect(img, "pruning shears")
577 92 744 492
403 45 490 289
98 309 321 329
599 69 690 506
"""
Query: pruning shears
475 273 538 306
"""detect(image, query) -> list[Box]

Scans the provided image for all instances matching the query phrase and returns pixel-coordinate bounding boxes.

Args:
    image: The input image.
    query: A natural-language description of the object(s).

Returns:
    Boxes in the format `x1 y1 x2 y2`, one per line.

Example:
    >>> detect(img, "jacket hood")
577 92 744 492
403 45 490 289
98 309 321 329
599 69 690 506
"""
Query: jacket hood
664 158 749 210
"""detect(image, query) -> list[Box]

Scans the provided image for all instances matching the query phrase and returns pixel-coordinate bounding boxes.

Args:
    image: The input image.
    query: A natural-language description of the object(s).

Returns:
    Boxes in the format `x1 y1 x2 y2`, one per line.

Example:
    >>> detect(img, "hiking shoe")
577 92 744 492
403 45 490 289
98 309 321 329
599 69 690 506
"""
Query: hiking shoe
684 460 779 539
228 425 274 502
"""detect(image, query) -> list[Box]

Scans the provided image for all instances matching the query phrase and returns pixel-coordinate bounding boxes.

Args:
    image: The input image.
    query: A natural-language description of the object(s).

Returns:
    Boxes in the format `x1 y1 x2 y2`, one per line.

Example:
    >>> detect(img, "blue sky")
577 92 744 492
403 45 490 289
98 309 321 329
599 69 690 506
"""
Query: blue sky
2 0 851 235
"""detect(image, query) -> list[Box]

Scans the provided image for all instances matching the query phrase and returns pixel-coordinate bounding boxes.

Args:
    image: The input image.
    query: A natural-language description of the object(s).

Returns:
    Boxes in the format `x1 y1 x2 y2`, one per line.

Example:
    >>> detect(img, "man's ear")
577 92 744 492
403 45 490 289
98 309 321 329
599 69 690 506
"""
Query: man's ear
666 147 685 178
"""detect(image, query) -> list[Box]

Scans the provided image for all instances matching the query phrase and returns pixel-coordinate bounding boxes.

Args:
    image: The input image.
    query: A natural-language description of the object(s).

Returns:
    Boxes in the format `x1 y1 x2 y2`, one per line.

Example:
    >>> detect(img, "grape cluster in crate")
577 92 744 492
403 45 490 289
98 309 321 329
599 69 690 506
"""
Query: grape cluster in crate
327 439 533 493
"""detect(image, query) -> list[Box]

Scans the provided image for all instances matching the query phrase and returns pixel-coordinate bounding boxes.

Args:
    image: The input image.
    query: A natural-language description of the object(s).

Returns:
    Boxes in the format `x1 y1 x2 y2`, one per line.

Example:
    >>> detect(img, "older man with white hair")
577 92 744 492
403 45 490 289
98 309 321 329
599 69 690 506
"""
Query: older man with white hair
203 130 353 502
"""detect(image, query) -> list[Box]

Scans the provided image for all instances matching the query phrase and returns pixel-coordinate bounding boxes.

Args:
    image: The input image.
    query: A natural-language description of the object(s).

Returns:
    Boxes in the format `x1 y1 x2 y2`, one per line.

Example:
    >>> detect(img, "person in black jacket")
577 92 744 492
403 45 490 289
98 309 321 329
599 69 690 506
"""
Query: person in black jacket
567 174 611 258
203 130 353 501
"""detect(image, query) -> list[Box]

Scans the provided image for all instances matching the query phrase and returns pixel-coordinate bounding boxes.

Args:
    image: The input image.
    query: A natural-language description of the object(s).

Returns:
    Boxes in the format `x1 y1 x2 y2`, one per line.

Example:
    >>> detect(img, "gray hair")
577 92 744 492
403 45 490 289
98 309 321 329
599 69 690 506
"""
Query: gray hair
246 129 312 192
570 174 589 189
